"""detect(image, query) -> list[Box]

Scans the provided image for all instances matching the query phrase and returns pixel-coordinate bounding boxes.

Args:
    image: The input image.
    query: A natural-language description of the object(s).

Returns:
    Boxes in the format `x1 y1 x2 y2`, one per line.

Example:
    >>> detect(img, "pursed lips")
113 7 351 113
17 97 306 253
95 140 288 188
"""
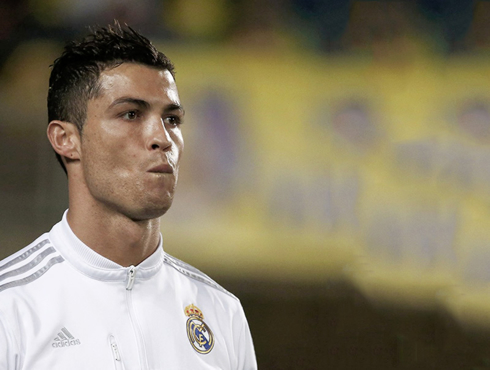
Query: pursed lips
148 163 174 174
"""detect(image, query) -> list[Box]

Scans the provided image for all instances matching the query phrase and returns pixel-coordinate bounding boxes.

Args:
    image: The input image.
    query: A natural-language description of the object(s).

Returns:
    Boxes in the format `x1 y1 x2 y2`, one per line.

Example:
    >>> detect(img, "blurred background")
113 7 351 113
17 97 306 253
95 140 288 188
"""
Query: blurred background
3 0 490 368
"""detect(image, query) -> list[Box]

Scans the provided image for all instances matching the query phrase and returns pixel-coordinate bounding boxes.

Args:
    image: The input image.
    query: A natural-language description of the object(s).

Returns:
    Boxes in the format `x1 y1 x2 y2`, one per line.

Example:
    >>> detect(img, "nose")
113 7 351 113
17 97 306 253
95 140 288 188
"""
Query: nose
149 118 172 151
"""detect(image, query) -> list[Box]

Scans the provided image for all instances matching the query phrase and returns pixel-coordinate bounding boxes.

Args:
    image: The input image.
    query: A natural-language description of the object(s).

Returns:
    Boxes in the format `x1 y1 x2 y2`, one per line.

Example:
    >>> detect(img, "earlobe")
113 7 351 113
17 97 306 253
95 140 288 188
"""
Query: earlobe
47 120 81 162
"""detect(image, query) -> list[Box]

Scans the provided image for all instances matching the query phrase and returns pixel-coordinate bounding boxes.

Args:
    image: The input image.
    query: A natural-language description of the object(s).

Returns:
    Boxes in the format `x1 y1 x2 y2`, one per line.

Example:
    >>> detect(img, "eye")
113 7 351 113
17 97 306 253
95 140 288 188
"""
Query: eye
163 115 182 126
122 110 139 120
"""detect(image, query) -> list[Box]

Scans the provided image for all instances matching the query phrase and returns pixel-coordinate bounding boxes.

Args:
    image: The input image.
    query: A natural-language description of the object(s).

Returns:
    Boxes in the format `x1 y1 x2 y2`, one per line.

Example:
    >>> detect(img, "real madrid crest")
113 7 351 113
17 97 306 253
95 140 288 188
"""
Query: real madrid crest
184 304 215 354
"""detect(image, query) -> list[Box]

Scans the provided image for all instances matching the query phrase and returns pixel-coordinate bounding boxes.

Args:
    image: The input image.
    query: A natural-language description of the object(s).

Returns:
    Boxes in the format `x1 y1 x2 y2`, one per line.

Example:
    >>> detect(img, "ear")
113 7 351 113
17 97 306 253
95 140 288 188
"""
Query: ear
47 120 81 163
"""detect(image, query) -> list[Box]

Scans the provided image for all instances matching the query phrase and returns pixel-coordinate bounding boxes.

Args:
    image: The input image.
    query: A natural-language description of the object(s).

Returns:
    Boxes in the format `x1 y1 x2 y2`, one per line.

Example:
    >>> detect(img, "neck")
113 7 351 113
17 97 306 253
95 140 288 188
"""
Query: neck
66 202 161 268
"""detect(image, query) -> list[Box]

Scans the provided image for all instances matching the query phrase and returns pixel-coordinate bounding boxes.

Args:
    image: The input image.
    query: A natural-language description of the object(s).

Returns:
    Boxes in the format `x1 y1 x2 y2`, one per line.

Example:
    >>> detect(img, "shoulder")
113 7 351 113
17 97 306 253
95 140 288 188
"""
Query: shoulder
163 252 239 301
0 234 64 295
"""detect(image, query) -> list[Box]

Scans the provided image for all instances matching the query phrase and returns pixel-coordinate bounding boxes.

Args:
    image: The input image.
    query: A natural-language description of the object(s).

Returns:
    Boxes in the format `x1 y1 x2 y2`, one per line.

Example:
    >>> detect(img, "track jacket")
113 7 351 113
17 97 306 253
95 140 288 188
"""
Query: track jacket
0 212 257 369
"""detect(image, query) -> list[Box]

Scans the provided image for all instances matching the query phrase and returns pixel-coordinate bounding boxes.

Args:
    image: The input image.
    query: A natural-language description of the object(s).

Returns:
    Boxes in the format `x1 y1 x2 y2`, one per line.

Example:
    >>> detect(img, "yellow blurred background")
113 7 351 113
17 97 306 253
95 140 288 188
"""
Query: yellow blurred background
3 0 490 368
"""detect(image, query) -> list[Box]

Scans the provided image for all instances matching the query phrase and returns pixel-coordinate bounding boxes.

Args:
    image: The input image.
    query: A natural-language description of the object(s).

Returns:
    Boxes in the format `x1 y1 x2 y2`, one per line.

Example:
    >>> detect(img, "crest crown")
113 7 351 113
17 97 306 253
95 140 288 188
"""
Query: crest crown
185 304 204 319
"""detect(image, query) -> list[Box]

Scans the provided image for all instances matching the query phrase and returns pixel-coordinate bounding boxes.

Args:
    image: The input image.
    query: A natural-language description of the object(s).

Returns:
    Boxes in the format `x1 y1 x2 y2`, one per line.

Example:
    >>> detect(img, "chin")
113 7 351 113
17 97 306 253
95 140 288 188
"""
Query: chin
129 200 174 221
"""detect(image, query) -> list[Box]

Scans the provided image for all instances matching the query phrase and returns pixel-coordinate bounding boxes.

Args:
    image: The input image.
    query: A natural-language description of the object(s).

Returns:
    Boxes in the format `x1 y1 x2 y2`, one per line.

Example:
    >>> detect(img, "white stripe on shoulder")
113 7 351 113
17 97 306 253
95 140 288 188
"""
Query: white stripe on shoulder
0 239 50 272
163 253 237 300
0 239 64 293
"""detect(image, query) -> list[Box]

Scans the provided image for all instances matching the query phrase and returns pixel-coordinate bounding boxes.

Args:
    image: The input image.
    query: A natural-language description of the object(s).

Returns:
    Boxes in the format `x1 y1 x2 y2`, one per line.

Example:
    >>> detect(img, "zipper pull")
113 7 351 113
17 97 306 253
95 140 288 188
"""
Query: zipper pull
110 335 121 361
126 266 136 290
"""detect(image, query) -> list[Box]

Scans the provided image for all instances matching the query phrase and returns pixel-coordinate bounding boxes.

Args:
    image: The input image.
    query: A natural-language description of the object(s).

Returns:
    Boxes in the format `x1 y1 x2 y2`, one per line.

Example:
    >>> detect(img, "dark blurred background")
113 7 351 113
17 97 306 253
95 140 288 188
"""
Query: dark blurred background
4 0 490 368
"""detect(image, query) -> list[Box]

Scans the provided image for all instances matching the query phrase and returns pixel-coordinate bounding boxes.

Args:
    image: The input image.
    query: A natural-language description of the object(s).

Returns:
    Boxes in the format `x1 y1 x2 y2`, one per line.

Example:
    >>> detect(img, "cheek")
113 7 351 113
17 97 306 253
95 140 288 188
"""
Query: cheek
82 137 129 175
170 132 184 163
81 126 112 160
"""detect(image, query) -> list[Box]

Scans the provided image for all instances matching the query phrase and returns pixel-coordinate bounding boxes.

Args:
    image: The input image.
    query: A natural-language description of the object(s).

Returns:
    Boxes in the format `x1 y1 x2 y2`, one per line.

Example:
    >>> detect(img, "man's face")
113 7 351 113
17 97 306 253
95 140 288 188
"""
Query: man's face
79 63 184 221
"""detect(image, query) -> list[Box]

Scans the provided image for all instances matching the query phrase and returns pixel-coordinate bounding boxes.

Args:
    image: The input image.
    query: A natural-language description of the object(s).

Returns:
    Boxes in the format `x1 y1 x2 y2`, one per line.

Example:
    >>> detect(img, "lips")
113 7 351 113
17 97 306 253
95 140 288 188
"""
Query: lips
148 164 174 174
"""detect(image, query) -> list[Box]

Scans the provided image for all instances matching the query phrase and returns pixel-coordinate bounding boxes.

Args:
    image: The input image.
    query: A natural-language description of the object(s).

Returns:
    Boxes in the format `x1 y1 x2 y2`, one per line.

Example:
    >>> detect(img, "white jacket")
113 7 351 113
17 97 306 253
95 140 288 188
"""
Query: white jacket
0 212 257 369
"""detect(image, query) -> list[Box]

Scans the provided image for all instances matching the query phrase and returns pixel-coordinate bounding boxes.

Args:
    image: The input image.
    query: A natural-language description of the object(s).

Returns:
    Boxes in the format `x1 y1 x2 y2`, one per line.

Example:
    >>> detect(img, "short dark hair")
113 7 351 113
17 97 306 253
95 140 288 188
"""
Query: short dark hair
48 21 175 173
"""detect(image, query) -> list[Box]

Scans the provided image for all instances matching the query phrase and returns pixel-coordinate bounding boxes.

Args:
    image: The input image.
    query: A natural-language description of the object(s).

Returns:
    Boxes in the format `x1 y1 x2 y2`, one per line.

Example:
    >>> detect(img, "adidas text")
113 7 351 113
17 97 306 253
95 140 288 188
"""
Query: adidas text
52 339 81 348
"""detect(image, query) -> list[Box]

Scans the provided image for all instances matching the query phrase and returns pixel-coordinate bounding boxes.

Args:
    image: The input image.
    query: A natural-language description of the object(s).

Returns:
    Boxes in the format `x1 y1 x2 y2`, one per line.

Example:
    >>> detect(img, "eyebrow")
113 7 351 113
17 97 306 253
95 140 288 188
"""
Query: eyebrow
109 97 150 110
108 98 185 115
165 103 186 116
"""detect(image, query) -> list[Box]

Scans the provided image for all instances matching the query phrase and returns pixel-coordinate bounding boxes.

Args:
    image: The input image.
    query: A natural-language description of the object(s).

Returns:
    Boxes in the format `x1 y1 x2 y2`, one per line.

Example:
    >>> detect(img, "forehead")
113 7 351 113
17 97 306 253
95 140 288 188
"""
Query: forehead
96 63 179 104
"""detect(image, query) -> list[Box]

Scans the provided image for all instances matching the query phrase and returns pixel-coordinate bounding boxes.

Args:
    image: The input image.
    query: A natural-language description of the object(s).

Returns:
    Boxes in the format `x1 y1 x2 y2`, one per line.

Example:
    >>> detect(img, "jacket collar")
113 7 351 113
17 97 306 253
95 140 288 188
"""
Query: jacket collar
49 210 165 283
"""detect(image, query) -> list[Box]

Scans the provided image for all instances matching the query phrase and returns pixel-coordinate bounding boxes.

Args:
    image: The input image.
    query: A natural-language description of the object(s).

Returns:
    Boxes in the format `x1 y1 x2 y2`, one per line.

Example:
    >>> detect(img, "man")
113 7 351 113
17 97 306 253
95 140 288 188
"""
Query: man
0 23 257 369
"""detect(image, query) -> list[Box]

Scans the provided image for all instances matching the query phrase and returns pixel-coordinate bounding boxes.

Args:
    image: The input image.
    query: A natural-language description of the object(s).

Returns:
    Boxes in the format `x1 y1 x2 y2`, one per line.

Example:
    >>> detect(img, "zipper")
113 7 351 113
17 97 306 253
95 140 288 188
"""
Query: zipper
124 265 149 369
126 266 136 290
109 335 125 370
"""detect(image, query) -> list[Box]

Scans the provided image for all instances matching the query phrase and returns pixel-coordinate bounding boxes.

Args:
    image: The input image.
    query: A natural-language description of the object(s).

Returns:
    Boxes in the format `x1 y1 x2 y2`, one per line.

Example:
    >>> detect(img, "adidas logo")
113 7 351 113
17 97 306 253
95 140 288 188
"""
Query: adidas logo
51 327 81 348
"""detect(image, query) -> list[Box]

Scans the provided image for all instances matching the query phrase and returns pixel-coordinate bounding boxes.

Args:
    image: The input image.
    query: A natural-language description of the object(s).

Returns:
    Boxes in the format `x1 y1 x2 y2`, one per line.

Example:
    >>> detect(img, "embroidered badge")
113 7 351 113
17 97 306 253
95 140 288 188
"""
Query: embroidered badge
185 304 215 354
